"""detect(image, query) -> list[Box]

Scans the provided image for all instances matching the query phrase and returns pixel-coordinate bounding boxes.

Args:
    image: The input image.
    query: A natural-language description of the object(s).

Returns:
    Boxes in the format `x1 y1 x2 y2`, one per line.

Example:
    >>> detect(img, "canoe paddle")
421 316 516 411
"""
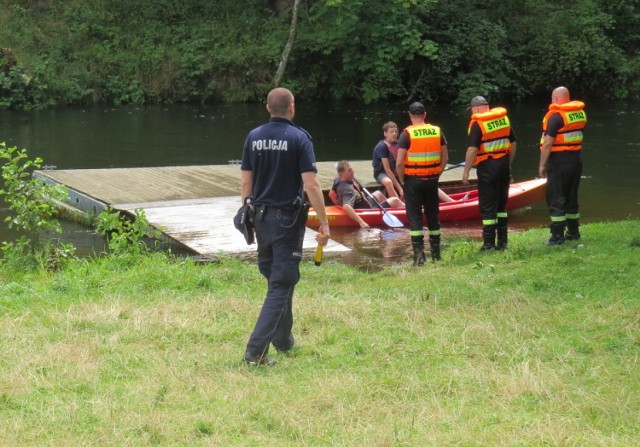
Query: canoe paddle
354 179 404 228
443 161 466 171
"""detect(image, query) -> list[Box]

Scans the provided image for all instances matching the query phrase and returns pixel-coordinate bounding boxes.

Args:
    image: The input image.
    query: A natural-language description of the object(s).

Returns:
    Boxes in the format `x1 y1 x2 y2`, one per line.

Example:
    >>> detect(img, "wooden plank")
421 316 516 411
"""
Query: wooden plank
115 196 349 256
33 161 472 256
34 161 474 205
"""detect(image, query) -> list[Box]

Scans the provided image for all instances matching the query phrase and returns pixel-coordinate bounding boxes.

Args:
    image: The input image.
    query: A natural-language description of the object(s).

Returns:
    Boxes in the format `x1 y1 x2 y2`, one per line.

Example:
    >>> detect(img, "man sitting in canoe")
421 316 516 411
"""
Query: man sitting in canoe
372 121 458 204
372 121 404 201
329 160 404 229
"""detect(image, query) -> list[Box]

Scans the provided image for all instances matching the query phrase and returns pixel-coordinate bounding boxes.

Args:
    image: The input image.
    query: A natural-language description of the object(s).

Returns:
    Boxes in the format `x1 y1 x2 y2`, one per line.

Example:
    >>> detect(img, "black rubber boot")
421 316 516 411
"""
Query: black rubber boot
496 218 508 251
412 246 426 266
429 235 441 261
546 221 566 246
565 218 581 240
480 225 496 252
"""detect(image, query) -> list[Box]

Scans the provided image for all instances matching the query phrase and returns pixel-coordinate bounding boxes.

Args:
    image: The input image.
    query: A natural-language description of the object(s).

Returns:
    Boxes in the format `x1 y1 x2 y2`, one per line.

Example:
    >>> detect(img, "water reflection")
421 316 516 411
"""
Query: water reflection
2 101 639 266
328 203 550 269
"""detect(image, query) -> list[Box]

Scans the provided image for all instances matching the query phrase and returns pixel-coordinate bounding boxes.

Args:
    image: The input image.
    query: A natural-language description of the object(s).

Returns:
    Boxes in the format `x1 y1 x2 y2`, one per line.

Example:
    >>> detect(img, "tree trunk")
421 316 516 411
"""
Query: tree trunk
273 0 300 87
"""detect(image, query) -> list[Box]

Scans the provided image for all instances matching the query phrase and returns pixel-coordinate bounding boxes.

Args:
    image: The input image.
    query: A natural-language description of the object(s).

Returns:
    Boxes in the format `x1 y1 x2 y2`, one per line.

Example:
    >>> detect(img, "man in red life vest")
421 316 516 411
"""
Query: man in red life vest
539 86 587 245
462 96 517 251
397 102 449 265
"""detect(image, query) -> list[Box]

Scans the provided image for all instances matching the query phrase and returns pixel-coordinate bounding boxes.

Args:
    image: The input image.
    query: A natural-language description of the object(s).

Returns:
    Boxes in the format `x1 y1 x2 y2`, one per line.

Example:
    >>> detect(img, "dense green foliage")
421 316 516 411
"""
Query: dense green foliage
0 143 75 269
95 207 161 256
1 0 639 109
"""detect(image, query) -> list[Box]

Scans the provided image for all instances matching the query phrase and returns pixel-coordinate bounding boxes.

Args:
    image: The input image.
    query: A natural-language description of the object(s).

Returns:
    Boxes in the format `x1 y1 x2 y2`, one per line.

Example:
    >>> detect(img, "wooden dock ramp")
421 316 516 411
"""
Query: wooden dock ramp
33 161 473 257
115 196 348 257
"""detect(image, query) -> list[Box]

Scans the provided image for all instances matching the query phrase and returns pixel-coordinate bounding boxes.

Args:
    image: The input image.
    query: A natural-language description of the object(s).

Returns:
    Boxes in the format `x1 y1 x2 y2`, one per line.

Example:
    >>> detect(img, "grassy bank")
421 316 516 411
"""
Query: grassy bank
1 221 639 446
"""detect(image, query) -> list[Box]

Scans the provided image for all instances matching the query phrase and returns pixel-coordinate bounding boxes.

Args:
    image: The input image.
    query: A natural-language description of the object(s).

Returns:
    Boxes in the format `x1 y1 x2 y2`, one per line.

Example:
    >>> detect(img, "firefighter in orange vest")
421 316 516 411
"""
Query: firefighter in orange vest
539 86 587 245
462 96 517 251
396 102 449 266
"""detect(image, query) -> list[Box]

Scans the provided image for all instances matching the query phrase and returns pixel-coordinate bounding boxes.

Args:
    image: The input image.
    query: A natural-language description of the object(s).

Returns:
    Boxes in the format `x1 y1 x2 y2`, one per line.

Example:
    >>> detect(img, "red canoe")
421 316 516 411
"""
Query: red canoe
307 178 546 228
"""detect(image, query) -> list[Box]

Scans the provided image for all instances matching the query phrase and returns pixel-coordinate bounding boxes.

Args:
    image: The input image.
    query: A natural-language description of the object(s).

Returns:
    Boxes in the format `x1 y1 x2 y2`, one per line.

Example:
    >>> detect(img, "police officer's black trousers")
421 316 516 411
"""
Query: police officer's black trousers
246 208 304 357
404 176 440 248
546 151 582 221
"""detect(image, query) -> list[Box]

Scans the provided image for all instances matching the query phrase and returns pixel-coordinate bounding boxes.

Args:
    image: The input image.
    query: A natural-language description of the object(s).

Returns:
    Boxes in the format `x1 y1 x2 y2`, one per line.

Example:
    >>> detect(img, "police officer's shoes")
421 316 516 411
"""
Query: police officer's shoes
244 352 277 366
275 344 300 355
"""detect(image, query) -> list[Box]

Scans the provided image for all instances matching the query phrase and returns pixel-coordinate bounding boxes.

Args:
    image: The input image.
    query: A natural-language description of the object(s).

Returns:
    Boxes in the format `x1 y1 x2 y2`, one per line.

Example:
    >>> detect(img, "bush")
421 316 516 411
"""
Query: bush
0 142 76 270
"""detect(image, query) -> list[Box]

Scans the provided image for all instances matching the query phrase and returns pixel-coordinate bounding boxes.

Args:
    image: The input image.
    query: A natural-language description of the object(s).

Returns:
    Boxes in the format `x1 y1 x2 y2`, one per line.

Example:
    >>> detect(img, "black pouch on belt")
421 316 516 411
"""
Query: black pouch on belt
233 199 255 244
285 196 310 228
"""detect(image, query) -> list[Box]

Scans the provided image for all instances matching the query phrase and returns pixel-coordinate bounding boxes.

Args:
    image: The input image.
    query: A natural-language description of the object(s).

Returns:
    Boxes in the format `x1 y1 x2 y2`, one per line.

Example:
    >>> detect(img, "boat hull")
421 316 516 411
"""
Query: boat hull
307 178 546 228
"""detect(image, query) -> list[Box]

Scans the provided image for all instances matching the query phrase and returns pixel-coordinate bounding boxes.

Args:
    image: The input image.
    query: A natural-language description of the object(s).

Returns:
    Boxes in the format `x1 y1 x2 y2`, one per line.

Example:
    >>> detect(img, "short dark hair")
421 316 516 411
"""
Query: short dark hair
382 121 397 132
408 102 425 115
336 160 351 173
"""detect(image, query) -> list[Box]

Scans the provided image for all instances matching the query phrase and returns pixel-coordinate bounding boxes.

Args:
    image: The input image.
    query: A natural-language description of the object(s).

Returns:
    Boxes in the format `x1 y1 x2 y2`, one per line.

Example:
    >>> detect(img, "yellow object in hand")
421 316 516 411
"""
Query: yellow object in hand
314 244 324 266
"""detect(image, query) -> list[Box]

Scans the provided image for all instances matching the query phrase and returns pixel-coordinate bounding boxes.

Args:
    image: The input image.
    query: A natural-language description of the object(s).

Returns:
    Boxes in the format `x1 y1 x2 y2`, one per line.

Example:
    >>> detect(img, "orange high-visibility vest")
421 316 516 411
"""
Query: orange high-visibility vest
402 124 443 177
540 101 587 152
468 107 512 165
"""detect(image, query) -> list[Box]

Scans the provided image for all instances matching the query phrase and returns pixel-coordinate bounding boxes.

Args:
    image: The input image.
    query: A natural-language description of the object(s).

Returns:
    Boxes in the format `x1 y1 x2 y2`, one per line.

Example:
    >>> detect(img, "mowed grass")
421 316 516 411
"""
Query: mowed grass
1 221 639 446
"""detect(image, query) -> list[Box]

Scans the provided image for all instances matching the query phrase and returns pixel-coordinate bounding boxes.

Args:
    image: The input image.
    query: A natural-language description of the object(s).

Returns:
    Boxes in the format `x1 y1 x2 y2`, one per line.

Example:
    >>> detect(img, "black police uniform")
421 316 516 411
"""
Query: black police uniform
241 117 317 360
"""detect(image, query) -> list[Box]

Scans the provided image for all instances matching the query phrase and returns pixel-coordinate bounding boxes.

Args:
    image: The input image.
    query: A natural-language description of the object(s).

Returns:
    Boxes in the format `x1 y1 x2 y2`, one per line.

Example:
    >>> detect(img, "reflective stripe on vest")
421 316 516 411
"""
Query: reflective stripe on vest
540 101 587 152
403 124 443 177
468 107 512 165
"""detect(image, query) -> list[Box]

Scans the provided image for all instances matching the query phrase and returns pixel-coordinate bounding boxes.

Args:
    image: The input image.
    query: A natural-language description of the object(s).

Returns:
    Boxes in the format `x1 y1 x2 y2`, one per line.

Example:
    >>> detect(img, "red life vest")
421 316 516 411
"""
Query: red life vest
467 107 512 165
402 124 443 177
540 101 587 152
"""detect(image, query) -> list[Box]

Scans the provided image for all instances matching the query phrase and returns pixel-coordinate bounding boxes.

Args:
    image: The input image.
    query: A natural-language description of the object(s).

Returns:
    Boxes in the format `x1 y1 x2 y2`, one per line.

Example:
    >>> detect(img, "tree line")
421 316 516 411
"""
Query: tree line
0 0 638 109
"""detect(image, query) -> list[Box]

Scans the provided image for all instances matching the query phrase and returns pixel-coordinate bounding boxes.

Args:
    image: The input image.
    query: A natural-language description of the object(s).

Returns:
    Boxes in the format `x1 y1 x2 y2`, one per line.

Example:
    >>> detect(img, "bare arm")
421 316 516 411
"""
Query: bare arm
342 204 369 229
539 136 553 178
440 144 449 171
396 148 407 184
381 158 403 193
302 171 330 243
462 147 478 185
509 141 517 167
241 170 253 202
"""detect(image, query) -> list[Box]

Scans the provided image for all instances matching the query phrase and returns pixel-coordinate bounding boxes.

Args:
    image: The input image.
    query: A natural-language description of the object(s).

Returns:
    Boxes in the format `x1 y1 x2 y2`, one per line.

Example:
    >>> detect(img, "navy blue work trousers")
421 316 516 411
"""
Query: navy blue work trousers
245 208 305 357
477 156 510 222
546 151 582 218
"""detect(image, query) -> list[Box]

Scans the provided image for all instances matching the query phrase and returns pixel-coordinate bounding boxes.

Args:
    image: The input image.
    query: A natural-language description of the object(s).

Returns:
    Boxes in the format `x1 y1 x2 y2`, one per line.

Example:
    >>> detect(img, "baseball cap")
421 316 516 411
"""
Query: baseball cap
467 96 489 110
408 102 426 115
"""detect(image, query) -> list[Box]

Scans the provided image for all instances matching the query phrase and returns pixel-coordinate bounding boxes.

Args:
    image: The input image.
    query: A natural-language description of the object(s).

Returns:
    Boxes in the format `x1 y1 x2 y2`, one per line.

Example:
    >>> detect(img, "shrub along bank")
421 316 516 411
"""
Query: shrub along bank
1 0 639 109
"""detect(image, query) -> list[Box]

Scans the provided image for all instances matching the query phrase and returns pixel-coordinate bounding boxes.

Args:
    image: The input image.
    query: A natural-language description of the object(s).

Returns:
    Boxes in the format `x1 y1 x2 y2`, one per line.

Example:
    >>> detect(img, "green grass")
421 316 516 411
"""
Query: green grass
1 221 639 446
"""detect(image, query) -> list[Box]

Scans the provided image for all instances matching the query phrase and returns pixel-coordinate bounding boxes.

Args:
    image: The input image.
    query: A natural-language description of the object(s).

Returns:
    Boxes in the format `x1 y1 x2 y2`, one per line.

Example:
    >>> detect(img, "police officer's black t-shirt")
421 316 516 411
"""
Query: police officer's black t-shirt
241 117 317 210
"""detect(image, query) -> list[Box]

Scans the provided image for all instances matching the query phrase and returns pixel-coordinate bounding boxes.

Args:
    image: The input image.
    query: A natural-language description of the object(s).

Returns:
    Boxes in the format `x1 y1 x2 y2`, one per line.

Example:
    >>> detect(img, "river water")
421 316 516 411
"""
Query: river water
1 100 639 264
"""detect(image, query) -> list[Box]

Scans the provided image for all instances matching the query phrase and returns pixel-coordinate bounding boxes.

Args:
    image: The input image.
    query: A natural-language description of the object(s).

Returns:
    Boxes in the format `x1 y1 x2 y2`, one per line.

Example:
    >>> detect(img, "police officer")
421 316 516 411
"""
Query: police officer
240 87 330 366
396 102 448 266
538 86 587 245
462 96 517 251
